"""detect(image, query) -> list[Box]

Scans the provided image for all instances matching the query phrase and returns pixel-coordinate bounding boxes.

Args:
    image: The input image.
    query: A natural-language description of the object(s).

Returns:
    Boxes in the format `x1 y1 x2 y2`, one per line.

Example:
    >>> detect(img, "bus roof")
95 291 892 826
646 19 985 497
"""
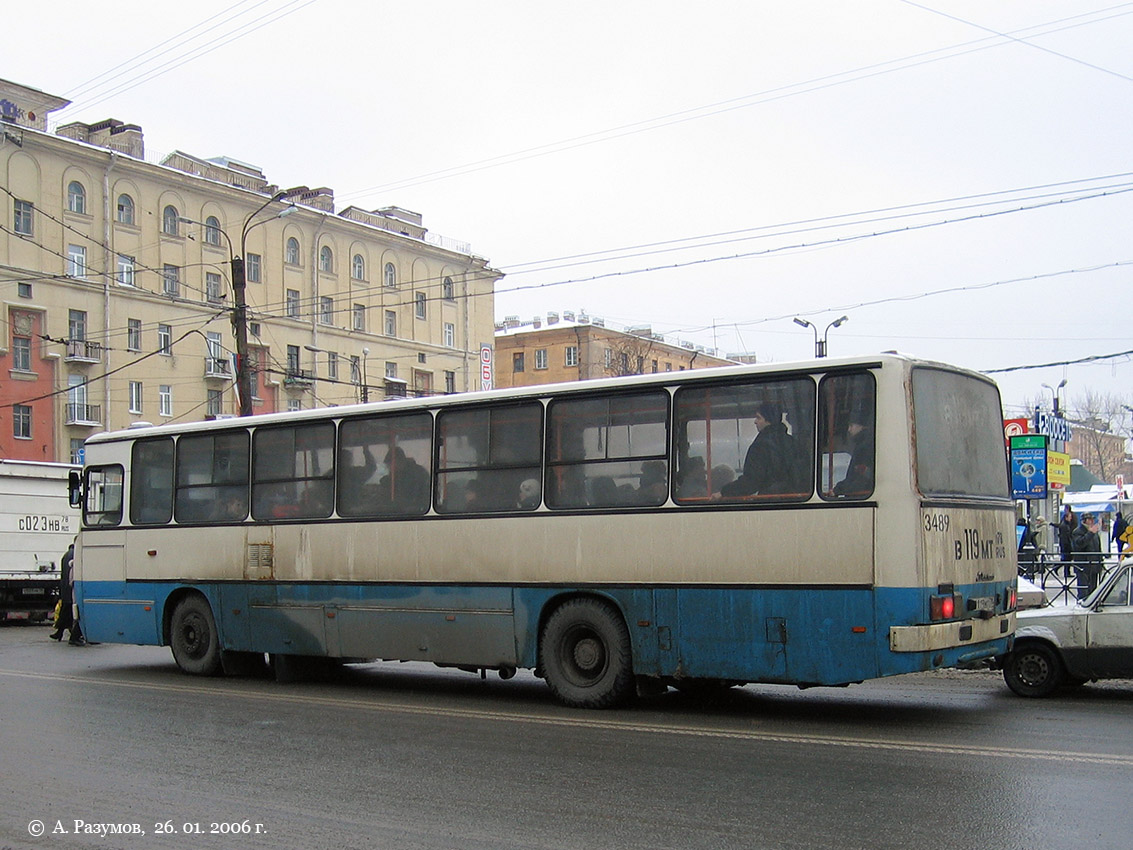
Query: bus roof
81 352 994 446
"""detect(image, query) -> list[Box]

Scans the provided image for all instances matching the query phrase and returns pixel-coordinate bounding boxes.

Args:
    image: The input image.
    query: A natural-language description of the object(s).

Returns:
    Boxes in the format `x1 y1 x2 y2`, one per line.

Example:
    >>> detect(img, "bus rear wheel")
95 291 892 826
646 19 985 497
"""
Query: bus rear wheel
539 598 634 709
170 595 222 676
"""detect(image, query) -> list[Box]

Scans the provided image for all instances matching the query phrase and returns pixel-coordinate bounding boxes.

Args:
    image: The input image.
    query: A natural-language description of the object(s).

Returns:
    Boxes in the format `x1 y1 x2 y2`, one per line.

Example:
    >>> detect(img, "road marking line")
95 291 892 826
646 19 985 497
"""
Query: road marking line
3 667 1131 766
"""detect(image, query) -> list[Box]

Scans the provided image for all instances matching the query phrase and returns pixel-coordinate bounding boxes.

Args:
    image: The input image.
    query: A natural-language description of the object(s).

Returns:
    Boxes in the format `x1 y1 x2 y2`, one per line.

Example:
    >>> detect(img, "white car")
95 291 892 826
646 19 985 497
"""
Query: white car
1000 562 1133 697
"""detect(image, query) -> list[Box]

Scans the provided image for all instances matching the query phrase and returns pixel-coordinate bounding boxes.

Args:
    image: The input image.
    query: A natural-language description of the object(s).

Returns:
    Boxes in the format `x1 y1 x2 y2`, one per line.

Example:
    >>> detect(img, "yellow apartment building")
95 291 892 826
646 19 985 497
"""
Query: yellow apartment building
1 78 500 464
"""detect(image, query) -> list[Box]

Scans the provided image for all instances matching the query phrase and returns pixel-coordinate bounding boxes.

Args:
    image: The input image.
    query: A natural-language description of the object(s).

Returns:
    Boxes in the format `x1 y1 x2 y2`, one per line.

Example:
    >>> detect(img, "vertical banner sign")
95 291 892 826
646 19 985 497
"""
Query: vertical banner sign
1010 434 1048 500
480 344 493 391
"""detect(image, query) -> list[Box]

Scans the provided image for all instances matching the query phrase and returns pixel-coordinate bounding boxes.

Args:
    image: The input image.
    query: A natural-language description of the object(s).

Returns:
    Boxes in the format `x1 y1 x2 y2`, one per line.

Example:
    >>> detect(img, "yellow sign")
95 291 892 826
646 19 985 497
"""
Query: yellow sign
1047 450 1071 487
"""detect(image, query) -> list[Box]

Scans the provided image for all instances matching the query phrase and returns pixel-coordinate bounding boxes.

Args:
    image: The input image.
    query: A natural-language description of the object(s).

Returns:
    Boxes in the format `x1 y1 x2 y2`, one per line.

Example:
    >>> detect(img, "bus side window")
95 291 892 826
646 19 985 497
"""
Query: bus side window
130 437 174 525
435 403 542 513
84 465 124 526
674 378 814 504
252 422 335 520
817 372 876 500
175 431 250 524
545 390 669 509
337 412 433 517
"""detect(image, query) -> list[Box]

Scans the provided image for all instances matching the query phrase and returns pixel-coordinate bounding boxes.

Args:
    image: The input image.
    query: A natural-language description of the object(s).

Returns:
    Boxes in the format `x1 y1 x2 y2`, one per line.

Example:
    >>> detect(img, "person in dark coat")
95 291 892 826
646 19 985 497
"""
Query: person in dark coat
719 403 799 497
1057 505 1075 578
833 409 874 497
50 542 83 645
1113 511 1129 554
1071 514 1103 599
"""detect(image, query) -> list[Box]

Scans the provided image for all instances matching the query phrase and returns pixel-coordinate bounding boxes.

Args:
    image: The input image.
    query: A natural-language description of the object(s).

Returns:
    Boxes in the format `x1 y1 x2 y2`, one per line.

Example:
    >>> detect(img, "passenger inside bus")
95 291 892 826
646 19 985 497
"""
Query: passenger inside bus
378 446 430 508
833 406 875 497
717 403 800 498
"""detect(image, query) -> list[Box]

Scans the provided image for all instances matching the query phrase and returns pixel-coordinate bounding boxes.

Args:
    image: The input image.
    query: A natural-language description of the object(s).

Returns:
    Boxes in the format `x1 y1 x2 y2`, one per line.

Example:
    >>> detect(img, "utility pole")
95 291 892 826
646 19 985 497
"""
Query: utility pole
230 255 253 416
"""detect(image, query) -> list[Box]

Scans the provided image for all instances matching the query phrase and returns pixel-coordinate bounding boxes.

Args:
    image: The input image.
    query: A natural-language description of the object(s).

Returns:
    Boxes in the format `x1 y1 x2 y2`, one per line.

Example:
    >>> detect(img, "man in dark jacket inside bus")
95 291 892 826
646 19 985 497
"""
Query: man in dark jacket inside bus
718 403 800 498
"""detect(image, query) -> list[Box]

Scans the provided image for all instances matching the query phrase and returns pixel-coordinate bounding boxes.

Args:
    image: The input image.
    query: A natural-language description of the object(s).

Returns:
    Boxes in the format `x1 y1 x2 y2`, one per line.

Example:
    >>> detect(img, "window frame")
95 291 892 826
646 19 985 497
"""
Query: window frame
116 194 135 225
67 181 87 215
14 199 33 235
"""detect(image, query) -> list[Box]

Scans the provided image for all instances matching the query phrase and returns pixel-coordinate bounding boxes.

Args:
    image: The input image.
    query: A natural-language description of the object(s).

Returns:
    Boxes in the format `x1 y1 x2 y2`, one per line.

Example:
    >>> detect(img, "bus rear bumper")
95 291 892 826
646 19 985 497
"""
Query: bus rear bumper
889 613 1014 653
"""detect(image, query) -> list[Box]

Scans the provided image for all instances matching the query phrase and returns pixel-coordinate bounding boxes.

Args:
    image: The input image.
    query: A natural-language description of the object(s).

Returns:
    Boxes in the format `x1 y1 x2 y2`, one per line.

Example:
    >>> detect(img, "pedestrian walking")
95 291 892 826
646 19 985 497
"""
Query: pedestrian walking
1071 514 1103 600
49 540 84 645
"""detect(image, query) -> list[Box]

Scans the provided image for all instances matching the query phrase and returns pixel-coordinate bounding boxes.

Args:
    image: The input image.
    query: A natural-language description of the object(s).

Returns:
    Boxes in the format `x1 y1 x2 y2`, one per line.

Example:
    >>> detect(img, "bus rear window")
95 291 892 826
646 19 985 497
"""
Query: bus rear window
912 368 1007 498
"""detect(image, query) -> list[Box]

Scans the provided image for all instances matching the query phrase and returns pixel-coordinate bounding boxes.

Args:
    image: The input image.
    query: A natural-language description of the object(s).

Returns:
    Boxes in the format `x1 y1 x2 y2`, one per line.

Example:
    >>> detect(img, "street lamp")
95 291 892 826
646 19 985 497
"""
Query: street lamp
360 347 370 403
1041 379 1067 415
793 315 848 358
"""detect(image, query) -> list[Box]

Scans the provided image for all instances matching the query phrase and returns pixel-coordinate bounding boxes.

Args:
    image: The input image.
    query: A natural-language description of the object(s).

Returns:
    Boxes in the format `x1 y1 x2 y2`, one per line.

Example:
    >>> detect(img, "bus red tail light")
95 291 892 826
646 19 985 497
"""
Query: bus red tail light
930 593 962 621
1006 587 1017 612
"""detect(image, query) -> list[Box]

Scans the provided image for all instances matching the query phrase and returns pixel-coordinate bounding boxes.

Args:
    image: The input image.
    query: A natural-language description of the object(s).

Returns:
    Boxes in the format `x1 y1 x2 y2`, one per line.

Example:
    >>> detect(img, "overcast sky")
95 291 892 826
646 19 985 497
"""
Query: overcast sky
7 0 1132 419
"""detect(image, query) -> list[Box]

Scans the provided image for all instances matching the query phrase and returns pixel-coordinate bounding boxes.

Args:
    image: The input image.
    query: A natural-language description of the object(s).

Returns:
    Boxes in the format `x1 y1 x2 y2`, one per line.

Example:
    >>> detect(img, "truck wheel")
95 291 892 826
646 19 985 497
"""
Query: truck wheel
1003 643 1063 698
539 598 634 709
170 596 222 676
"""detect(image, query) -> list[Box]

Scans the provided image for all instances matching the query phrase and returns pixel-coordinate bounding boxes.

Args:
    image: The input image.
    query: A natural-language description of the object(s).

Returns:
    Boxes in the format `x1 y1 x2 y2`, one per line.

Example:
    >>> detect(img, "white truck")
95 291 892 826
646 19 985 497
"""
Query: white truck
0 460 80 623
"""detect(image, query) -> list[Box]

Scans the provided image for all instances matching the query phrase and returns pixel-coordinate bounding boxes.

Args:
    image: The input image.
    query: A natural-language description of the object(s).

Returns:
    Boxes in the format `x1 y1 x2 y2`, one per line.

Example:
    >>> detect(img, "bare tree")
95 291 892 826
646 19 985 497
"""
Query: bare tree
603 332 657 378
1066 391 1132 481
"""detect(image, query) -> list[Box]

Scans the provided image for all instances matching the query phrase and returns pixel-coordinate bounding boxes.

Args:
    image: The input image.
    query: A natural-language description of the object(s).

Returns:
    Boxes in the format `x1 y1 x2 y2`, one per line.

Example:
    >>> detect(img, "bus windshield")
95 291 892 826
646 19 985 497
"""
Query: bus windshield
912 368 1008 498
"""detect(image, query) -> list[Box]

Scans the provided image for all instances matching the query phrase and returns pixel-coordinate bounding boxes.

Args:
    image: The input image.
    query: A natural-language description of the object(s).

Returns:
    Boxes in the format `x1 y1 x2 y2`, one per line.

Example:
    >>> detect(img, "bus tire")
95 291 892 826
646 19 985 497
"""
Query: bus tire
170 595 222 676
539 598 634 709
1003 642 1063 698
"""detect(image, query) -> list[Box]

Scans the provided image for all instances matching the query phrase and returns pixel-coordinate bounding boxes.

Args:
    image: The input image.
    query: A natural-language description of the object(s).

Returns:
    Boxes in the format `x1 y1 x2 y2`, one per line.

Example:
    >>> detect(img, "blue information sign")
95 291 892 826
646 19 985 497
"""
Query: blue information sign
1010 436 1047 500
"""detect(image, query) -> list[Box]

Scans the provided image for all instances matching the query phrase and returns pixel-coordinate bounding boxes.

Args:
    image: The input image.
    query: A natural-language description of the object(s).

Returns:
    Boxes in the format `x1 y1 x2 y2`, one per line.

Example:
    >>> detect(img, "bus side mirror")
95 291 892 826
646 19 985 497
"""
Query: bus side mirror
68 470 83 508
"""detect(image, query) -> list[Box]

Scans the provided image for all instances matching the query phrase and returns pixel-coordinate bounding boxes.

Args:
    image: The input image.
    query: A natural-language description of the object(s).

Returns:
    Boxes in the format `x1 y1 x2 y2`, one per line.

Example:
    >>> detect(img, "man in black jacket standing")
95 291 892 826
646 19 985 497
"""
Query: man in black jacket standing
1071 513 1103 599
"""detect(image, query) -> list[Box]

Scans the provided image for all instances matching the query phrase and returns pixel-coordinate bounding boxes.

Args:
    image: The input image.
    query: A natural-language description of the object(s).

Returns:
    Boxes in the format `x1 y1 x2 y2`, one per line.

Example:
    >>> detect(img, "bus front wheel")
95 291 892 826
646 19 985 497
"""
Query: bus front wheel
539 598 634 709
170 596 222 676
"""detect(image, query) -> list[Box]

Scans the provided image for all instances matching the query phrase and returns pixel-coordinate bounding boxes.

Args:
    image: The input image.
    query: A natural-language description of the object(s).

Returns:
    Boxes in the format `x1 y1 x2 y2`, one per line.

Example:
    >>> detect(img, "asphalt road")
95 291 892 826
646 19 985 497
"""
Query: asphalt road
2 624 1131 850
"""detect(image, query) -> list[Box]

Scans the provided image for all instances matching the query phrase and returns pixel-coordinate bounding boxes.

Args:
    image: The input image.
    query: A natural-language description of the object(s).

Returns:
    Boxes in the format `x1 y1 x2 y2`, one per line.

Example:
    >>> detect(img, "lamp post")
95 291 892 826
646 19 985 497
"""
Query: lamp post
793 315 848 358
360 347 370 403
1041 379 1067 415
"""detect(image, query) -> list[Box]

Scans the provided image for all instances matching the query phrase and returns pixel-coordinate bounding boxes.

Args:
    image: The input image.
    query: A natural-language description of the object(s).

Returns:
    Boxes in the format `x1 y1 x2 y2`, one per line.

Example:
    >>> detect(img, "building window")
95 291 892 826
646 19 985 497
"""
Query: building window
415 292 426 319
328 352 339 380
13 200 33 235
13 404 32 439
207 389 223 417
444 370 456 394
384 262 396 288
18 282 32 298
286 289 300 318
159 385 172 417
319 296 333 324
535 349 548 370
319 245 333 273
287 399 302 413
443 322 455 348
129 381 143 414
565 346 578 367
651 359 659 373
67 245 87 278
158 324 172 355
116 194 134 225
206 332 225 374
285 237 300 265
249 322 261 338
513 352 525 373
162 264 180 297
127 319 141 351
286 345 300 375
67 181 86 214
203 216 222 246
12 336 32 371
162 205 179 236
384 310 397 337
352 303 365 332
352 254 365 280
70 439 84 465
443 276 455 301
69 310 88 342
350 356 361 384
117 254 135 286
385 362 397 379
246 252 261 283
206 272 223 303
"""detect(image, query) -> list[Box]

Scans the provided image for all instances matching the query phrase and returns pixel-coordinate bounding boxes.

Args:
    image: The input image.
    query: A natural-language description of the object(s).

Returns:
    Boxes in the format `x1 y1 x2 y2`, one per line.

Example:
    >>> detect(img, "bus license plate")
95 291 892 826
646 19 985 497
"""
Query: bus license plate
23 588 45 596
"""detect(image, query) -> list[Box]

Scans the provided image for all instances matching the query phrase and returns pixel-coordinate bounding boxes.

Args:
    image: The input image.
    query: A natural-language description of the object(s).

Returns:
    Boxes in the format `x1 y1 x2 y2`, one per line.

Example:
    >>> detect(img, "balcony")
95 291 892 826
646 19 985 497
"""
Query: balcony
65 339 104 363
204 356 232 380
283 368 314 388
65 403 102 426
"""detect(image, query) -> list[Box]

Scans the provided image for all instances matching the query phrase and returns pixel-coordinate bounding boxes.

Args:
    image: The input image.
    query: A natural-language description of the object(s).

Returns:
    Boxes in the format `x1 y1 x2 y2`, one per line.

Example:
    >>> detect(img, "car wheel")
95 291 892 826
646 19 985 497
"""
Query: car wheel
1003 643 1064 697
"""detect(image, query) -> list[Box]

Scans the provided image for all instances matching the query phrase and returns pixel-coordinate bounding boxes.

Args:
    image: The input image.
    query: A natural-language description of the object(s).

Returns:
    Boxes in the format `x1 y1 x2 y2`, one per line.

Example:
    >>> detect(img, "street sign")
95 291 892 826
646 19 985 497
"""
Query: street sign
1010 434 1048 500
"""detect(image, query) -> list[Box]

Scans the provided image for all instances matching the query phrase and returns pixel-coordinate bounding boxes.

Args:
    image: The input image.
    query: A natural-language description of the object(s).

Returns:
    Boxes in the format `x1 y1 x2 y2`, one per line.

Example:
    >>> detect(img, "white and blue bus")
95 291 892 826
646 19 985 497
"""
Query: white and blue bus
72 354 1016 708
